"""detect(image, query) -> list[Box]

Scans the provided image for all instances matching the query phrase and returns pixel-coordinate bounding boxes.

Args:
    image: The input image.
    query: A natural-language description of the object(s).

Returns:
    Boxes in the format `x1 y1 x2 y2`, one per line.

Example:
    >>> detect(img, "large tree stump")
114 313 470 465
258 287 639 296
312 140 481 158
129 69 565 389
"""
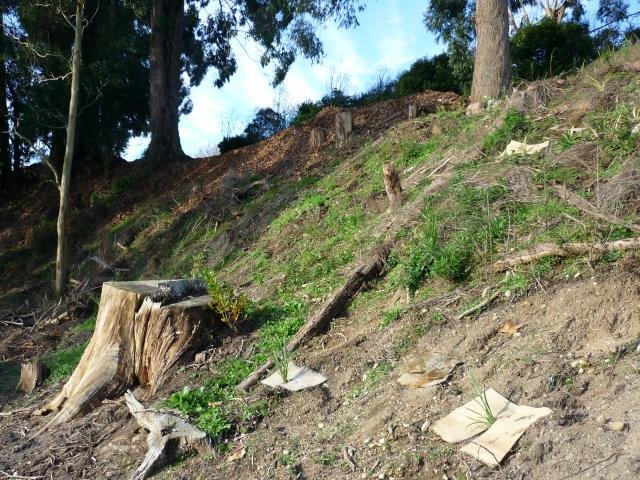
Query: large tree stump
335 111 353 146
309 127 326 150
408 104 417 120
383 164 404 211
34 280 211 429
17 360 48 394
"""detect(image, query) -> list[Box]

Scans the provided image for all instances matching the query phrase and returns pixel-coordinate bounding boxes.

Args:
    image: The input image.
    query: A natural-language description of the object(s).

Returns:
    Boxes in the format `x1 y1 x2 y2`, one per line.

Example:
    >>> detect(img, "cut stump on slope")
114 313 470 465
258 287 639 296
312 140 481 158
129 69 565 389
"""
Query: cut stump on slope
34 280 212 430
335 111 353 146
17 360 48 394
383 163 404 212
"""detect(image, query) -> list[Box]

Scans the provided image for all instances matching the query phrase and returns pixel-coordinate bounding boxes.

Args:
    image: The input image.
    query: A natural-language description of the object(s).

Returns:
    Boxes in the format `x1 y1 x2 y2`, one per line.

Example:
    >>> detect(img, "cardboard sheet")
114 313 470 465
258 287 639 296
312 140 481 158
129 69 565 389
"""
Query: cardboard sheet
261 362 326 392
431 388 552 466
397 352 459 388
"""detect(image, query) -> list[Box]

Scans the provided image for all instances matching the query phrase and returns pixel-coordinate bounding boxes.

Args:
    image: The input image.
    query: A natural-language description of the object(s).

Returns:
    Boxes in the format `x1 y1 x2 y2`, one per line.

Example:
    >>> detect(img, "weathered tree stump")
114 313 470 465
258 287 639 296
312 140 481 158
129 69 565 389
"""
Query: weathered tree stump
335 111 353 146
408 104 417 120
17 360 48 394
309 127 326 150
383 164 404 211
34 280 211 429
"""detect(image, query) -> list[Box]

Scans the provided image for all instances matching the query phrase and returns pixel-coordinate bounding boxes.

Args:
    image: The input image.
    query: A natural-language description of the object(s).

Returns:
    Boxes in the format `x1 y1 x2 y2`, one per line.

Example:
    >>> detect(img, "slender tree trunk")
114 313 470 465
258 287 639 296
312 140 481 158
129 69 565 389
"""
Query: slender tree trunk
146 0 185 164
55 0 85 296
0 7 11 191
469 0 511 104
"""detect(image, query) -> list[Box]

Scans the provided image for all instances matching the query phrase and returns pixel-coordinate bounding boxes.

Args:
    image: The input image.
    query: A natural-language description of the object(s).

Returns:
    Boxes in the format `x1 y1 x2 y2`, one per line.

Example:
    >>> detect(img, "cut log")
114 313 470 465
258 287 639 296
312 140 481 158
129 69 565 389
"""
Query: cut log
16 360 48 394
309 127 326 150
335 111 353 146
125 390 210 480
383 163 404 211
237 243 392 392
491 237 640 272
34 280 211 429
408 104 417 120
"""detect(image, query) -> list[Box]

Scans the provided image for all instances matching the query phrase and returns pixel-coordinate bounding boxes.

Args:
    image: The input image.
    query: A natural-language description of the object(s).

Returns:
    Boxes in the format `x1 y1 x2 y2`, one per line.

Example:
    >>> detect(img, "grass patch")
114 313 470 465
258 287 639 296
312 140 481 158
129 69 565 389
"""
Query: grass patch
483 110 533 155
45 344 87 384
73 315 96 333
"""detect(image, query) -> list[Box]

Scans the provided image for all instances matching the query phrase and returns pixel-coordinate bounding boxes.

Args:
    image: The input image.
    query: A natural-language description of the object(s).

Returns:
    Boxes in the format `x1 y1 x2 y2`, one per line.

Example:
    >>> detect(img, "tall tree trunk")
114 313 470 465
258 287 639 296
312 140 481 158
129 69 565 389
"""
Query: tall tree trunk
469 0 511 104
55 0 85 296
146 0 185 164
0 7 11 191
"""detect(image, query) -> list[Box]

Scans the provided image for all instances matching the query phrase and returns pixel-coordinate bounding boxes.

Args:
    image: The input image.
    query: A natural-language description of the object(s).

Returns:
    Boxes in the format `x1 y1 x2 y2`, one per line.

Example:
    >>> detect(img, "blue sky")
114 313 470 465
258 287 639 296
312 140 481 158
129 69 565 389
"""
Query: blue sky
124 0 640 160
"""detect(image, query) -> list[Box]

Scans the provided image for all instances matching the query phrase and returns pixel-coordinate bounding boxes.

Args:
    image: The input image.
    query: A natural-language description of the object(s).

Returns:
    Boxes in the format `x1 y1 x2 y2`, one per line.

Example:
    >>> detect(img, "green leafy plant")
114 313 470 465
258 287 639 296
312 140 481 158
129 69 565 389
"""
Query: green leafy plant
45 344 87 384
207 276 249 331
379 307 404 328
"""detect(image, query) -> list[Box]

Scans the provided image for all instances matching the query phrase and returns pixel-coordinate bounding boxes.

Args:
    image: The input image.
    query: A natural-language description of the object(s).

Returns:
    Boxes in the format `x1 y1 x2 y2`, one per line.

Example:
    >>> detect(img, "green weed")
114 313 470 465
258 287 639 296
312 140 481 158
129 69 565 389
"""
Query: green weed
73 315 96 333
46 344 87 384
380 307 404 328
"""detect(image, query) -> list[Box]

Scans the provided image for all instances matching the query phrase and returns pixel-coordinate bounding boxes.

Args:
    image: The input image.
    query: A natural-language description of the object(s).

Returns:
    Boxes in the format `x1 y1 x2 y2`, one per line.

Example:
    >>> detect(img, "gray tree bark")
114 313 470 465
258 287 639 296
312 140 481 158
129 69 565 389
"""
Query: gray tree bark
146 0 186 164
55 0 85 296
469 0 511 105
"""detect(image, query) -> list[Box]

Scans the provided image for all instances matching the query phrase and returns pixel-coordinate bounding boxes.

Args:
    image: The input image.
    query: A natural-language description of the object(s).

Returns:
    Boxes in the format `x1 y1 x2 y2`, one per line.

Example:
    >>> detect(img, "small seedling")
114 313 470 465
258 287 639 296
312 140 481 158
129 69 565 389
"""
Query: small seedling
466 371 496 427
271 338 292 382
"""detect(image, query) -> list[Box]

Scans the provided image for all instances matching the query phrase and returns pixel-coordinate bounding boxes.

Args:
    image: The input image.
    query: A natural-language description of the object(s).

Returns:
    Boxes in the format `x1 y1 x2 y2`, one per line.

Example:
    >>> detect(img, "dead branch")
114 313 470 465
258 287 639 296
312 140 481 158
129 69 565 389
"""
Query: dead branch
492 237 640 272
455 291 501 320
552 183 640 233
125 391 211 480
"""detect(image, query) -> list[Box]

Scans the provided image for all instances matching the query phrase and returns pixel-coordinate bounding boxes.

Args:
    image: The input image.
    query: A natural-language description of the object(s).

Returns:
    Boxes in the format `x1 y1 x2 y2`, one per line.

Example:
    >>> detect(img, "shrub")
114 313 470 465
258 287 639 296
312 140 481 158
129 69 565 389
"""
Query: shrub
206 276 249 331
511 19 596 81
218 134 258 154
396 53 461 95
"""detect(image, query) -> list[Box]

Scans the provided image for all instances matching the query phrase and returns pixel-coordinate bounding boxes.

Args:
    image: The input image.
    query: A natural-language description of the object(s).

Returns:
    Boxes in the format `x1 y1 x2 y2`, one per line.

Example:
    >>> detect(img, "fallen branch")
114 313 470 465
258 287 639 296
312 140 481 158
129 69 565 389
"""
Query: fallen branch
455 291 501 320
125 391 210 480
492 237 640 272
0 472 43 480
237 243 392 392
552 183 640 233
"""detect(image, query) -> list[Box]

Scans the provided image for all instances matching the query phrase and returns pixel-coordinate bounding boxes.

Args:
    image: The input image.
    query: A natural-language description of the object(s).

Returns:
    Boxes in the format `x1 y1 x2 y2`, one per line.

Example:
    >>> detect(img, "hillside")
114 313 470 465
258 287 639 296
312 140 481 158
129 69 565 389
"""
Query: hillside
1 45 640 480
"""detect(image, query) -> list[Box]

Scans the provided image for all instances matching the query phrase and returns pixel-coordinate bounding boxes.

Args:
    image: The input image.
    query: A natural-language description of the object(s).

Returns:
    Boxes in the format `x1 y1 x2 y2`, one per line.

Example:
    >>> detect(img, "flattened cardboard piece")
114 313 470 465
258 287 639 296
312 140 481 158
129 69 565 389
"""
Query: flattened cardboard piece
261 362 326 392
460 403 552 466
431 388 513 443
500 140 549 157
397 353 459 388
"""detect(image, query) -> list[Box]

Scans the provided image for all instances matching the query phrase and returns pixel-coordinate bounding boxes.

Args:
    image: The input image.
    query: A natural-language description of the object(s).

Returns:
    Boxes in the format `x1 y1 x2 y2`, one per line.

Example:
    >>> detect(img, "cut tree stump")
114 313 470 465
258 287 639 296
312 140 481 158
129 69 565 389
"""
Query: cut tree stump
383 163 404 211
408 104 417 119
125 390 210 480
17 360 48 394
34 280 211 429
335 111 353 146
309 127 326 150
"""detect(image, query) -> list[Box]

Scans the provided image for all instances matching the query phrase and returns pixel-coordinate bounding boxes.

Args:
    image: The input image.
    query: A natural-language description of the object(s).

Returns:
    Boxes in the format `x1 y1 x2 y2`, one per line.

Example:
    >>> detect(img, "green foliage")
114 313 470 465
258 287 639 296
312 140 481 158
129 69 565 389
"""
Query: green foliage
512 19 596 81
483 110 533 155
380 307 404 328
429 232 474 282
291 101 322 125
45 344 87 384
73 316 96 333
205 274 249 331
396 54 461 95
403 217 439 293
467 371 496 427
